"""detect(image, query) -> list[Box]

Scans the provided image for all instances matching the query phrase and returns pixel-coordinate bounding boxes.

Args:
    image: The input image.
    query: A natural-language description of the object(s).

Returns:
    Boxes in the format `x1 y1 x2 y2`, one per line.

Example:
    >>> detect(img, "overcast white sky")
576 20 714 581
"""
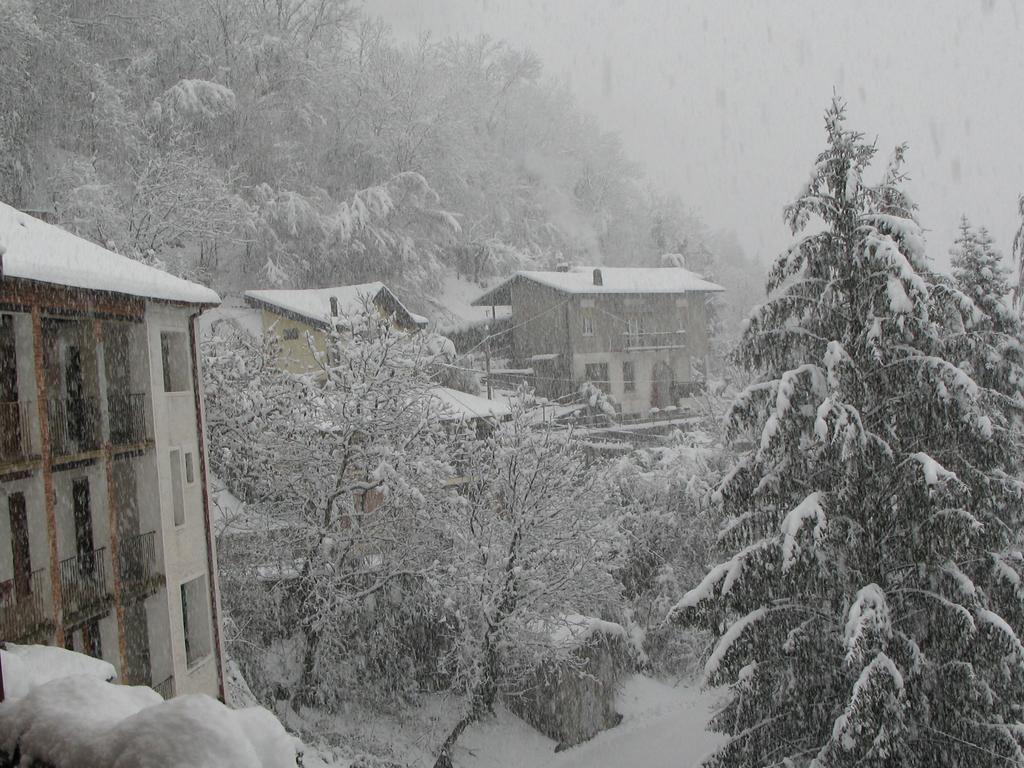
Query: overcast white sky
367 0 1024 270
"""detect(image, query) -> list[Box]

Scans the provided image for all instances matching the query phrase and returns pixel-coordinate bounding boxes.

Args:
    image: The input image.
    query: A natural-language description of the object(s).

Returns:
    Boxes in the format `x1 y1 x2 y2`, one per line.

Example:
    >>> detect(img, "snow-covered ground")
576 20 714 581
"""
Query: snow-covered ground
298 676 724 768
456 676 724 768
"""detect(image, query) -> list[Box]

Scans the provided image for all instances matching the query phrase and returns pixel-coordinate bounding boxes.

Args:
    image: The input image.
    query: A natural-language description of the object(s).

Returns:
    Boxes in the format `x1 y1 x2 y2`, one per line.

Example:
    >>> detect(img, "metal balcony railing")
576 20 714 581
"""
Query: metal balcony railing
623 330 687 350
47 395 102 457
108 392 150 446
119 531 163 597
59 548 112 626
152 675 174 699
0 400 36 466
0 569 53 643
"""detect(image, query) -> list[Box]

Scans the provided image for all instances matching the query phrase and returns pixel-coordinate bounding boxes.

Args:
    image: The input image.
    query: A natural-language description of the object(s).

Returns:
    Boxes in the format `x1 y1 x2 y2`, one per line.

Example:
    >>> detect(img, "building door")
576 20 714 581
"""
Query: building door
0 315 21 460
114 459 142 587
124 599 152 684
81 619 102 660
72 478 95 572
651 361 675 409
8 493 31 597
113 460 140 541
105 325 132 442
65 345 87 447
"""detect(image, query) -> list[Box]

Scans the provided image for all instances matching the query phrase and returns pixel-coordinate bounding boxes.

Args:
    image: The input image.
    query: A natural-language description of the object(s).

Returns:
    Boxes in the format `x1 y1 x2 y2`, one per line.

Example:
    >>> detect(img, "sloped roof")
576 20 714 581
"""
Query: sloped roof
0 202 220 305
425 271 512 330
243 283 423 329
471 266 724 306
430 386 512 422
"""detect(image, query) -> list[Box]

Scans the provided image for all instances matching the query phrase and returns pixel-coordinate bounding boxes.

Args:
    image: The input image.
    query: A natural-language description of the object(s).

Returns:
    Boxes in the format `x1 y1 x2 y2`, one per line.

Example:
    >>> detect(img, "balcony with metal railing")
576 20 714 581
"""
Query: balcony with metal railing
47 396 102 459
0 400 38 469
59 548 113 627
108 392 151 447
119 531 164 599
622 329 688 351
152 674 174 699
0 569 54 644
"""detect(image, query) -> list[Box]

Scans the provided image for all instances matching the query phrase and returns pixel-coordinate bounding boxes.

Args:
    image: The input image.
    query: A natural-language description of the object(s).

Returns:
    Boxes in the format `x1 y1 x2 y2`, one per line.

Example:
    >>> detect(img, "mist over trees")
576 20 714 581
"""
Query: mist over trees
1 0 760 325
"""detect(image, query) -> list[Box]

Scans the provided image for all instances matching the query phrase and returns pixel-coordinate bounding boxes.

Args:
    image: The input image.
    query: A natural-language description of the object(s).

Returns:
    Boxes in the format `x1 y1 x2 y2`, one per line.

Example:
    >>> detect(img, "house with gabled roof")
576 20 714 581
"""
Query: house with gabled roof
242 283 426 373
471 266 724 415
0 202 225 701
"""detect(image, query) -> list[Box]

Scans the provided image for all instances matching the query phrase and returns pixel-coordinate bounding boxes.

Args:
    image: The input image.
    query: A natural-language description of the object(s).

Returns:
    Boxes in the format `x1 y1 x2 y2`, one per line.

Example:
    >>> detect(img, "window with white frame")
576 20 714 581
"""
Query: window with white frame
623 361 636 392
585 362 610 393
581 312 594 336
180 575 213 668
625 315 645 346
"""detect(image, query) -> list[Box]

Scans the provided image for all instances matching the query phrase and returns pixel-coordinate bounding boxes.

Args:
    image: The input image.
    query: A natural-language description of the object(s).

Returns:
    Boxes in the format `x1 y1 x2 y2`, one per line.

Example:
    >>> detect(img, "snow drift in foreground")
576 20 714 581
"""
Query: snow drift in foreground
0 645 298 768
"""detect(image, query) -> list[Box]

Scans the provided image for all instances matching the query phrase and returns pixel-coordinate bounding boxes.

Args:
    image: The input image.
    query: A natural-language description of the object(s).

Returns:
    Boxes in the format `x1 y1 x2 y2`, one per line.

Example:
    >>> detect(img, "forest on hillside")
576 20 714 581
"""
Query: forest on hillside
0 0 761 324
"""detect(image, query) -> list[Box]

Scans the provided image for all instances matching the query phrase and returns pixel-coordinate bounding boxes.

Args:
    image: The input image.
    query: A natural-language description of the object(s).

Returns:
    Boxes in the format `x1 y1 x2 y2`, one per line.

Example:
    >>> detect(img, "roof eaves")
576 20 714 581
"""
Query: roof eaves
242 293 333 330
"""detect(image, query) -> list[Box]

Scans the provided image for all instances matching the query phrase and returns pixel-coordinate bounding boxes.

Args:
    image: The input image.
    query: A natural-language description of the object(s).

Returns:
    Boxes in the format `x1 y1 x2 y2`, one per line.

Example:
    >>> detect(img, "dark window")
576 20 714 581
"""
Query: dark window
180 583 190 662
0 315 23 461
83 619 102 660
623 361 636 392
282 327 300 340
0 315 16 401
184 451 195 485
9 493 31 597
170 449 185 526
160 332 192 392
181 576 212 667
585 362 610 393
625 315 646 346
72 478 94 566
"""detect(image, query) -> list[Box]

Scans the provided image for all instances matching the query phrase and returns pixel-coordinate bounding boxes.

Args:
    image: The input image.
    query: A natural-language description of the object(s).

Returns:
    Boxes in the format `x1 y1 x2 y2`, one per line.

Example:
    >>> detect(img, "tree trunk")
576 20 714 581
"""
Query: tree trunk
433 633 501 767
292 624 320 713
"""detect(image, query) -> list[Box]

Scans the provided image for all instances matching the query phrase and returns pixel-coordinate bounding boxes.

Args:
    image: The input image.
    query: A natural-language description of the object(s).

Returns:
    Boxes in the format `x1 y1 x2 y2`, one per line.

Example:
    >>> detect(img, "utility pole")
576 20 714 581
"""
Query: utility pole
485 304 495 400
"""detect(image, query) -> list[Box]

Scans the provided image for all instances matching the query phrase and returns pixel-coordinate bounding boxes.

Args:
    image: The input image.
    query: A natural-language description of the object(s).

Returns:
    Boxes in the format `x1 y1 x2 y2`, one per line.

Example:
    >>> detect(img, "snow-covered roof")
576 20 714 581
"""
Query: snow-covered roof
431 386 512 422
243 282 423 329
471 266 724 306
425 271 512 330
0 202 220 305
197 296 265 341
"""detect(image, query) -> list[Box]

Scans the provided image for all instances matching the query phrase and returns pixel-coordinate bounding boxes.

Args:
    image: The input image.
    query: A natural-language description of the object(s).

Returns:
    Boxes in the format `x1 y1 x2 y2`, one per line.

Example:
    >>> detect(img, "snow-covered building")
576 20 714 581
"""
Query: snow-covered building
242 283 426 372
471 266 724 415
0 203 225 701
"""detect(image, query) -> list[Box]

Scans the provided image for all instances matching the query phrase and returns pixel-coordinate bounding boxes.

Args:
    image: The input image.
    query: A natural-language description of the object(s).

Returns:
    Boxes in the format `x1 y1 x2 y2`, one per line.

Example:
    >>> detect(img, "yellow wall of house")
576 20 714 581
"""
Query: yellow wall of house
259 310 327 373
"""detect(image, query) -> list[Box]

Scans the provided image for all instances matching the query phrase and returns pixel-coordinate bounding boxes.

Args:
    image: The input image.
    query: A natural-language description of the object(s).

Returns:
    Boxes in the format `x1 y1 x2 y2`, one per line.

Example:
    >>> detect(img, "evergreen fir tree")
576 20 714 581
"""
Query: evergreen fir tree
951 217 1013 327
1012 194 1024 307
948 217 1024 404
673 100 1024 767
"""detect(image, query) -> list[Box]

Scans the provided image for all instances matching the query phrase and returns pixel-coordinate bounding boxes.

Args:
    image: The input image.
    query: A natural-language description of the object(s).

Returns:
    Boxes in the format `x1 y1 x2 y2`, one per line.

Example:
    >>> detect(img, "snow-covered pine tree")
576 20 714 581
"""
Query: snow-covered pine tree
948 217 1024 403
951 218 1012 326
672 100 1024 767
